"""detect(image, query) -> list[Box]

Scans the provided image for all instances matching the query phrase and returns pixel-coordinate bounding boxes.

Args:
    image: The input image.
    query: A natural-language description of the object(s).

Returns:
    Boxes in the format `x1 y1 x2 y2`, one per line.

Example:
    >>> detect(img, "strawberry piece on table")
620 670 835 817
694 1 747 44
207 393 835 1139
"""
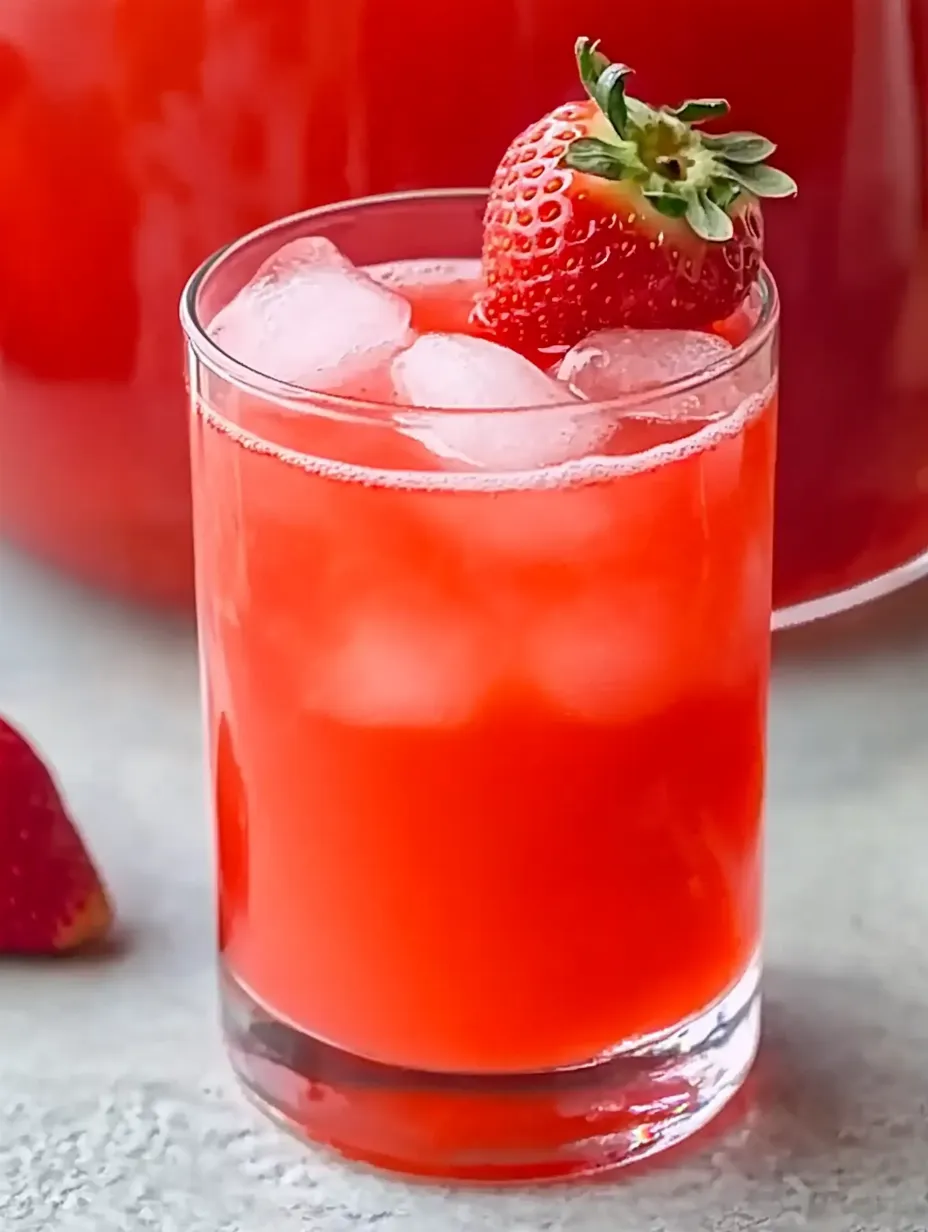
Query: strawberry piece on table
476 36 796 351
0 716 112 953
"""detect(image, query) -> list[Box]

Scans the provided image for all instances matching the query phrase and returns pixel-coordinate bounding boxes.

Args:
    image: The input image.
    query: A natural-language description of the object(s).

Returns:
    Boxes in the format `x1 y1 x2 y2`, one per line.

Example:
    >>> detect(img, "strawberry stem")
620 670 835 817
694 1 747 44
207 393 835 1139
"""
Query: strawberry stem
564 37 797 242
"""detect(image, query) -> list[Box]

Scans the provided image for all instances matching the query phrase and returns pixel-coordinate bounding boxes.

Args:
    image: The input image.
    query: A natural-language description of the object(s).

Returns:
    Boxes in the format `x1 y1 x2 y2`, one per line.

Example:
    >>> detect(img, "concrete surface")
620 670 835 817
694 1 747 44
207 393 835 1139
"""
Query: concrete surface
1 543 927 1231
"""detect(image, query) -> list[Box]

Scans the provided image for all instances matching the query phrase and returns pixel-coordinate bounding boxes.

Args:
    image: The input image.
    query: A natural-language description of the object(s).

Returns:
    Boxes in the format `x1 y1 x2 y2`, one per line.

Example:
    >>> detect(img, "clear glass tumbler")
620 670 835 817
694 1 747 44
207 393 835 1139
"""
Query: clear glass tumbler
181 190 778 1182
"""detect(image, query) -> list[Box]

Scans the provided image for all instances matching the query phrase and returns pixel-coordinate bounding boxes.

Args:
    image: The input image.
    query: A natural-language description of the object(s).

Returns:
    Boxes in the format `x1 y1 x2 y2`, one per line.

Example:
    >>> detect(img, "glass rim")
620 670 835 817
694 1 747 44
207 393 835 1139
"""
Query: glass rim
179 186 779 424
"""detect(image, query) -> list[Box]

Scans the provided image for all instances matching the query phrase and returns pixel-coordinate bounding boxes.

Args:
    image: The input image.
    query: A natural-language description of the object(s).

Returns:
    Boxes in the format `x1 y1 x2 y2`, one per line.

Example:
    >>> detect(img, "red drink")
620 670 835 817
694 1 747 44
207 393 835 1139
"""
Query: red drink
0 1 923 615
183 192 777 1180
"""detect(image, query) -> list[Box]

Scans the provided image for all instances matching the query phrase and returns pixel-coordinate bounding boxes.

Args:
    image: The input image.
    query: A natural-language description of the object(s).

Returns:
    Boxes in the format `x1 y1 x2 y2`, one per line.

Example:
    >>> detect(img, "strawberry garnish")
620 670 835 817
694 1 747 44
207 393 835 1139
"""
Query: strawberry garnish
0 717 112 953
476 37 796 351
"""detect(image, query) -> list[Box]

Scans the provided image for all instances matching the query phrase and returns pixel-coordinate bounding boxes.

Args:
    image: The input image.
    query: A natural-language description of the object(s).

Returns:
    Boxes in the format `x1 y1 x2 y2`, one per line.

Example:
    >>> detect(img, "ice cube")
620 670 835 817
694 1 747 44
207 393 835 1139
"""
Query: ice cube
208 240 412 394
392 333 611 470
393 332 568 410
304 600 493 728
557 327 729 409
525 589 691 724
253 236 354 279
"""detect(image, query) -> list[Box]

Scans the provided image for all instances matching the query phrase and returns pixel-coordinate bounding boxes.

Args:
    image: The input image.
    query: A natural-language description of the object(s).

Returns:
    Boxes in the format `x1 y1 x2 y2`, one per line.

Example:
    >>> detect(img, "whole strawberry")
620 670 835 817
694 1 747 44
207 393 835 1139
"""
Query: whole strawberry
0 716 112 953
476 37 796 351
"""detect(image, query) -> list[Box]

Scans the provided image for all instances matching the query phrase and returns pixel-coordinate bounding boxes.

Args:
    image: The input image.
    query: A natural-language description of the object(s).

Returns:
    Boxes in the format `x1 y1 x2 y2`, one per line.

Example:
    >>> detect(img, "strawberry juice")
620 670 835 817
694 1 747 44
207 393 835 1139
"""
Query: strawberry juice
182 190 778 1180
0 1 923 614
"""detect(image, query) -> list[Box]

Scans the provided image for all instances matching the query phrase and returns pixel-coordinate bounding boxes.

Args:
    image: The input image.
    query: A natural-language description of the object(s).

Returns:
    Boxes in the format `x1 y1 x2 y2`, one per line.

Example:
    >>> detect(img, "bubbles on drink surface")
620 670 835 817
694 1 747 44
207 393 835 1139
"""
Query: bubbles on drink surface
204 235 761 476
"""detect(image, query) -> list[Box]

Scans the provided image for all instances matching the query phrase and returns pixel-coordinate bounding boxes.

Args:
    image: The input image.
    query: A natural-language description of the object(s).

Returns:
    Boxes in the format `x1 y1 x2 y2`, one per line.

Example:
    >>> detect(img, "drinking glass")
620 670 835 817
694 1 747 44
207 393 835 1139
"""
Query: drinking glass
181 189 778 1181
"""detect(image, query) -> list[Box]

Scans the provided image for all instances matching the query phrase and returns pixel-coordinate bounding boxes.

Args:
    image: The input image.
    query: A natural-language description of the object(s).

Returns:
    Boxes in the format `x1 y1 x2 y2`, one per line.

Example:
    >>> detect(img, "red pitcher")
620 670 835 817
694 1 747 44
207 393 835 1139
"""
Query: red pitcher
0 0 925 618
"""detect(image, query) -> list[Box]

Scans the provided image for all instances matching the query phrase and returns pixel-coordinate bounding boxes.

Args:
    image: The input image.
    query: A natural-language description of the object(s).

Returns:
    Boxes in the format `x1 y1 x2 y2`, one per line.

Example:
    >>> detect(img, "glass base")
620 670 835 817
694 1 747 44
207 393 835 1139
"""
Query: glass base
221 955 761 1183
774 545 928 631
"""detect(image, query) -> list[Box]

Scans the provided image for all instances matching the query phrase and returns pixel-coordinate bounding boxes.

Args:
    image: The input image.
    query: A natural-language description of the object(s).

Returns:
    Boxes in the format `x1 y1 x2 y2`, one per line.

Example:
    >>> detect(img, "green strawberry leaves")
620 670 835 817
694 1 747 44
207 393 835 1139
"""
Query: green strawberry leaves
576 37 611 88
565 136 645 180
686 191 734 241
668 98 729 124
702 132 777 164
577 39 633 137
643 191 689 219
718 161 799 198
564 36 797 242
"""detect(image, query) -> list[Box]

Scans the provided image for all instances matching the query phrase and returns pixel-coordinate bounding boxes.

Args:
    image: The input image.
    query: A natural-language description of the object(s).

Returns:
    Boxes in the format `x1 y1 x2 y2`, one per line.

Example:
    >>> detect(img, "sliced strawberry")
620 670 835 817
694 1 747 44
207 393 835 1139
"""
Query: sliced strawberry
0 717 112 953
476 37 796 351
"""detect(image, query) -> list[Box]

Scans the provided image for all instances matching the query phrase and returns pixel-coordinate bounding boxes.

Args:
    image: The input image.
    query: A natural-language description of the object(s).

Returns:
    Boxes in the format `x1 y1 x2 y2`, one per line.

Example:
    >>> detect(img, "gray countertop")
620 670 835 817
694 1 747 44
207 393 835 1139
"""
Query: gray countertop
1 544 927 1231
